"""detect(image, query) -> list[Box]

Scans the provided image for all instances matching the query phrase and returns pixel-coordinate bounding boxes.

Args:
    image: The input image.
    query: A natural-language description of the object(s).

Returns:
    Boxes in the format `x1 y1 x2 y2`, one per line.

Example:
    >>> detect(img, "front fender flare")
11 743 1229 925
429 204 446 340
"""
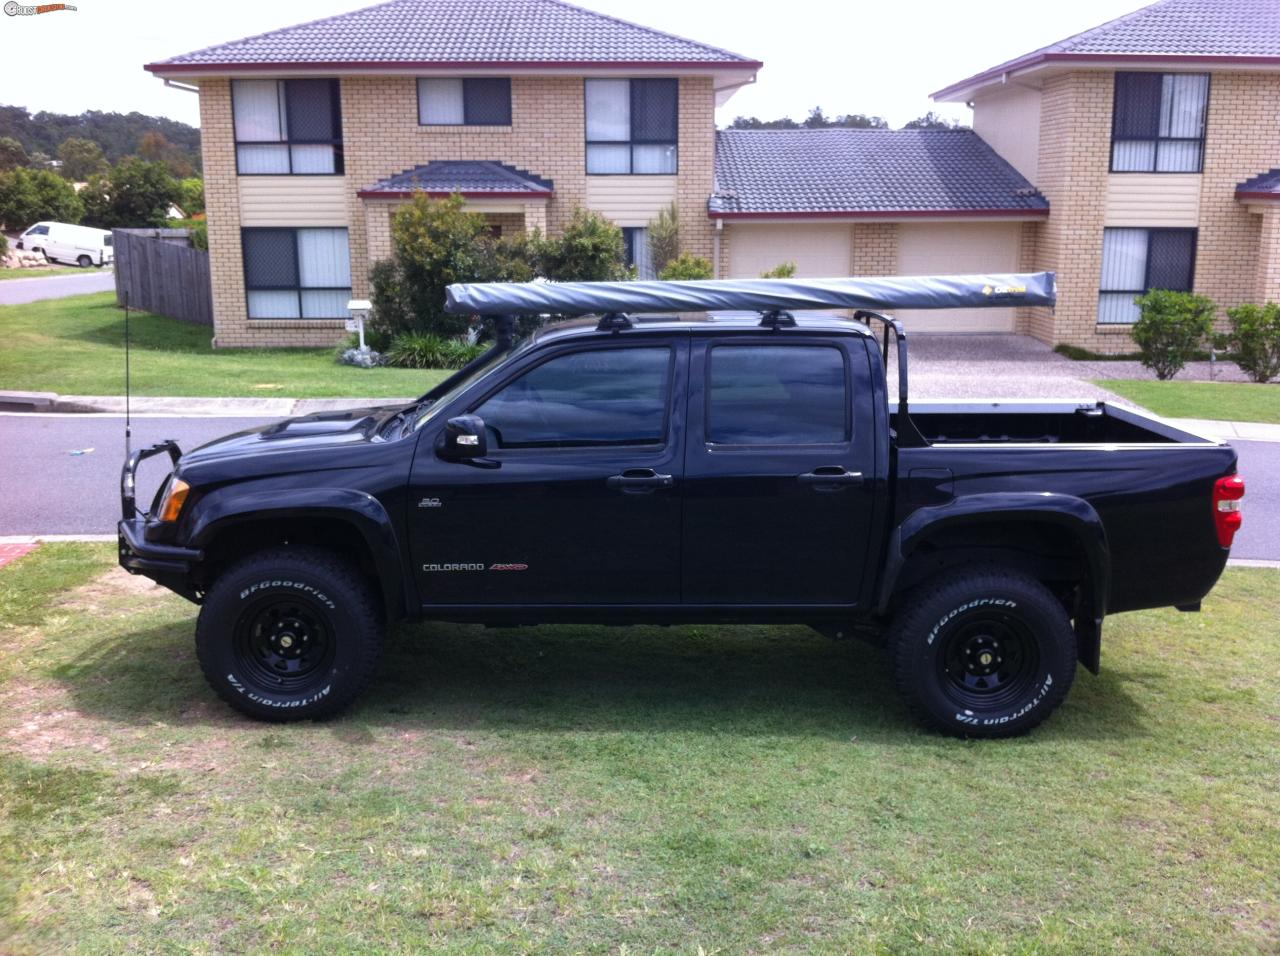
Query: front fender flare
878 492 1110 642
186 486 408 618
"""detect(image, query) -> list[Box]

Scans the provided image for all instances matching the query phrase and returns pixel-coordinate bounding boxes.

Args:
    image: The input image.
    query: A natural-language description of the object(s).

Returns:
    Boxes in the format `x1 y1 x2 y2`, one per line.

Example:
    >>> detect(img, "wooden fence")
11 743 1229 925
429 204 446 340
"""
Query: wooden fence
112 228 213 326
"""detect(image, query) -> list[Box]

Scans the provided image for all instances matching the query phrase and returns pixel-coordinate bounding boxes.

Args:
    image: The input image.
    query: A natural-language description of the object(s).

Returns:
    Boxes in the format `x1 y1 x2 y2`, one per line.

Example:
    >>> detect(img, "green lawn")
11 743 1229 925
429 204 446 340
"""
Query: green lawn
1100 378 1280 424
0 266 95 281
0 292 442 398
2 544 1277 953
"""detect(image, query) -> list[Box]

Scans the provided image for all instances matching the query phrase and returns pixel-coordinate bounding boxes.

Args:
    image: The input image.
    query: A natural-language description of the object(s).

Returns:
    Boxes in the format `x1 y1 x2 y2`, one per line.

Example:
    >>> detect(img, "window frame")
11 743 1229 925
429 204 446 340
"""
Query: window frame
466 341 678 452
1097 226 1198 326
1109 72 1210 175
584 78 679 176
703 341 853 449
416 77 513 127
240 226 352 321
232 78 345 177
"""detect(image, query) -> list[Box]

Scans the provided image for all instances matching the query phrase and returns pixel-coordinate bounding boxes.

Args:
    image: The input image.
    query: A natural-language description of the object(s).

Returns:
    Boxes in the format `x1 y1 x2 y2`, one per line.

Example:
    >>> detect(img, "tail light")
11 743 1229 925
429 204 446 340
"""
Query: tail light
1213 475 1245 548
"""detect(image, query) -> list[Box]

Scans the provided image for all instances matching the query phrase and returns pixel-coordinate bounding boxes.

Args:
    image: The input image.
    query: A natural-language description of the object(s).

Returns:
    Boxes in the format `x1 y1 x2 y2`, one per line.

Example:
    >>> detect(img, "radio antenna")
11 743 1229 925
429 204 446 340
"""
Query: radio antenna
124 289 132 457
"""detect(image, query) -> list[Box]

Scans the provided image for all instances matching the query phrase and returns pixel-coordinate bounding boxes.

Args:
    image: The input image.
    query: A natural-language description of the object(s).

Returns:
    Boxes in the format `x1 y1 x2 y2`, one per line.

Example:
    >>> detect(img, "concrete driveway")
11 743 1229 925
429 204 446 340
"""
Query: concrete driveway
0 268 115 305
905 333 1248 401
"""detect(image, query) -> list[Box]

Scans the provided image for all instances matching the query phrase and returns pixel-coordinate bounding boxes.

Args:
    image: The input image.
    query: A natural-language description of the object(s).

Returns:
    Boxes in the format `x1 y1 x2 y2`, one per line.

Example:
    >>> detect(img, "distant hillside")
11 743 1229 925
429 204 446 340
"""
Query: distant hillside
0 105 201 172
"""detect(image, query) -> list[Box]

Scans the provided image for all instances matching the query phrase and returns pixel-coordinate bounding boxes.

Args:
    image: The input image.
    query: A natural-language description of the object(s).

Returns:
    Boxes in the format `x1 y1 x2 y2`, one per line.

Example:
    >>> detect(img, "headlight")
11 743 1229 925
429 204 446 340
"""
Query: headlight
157 478 190 523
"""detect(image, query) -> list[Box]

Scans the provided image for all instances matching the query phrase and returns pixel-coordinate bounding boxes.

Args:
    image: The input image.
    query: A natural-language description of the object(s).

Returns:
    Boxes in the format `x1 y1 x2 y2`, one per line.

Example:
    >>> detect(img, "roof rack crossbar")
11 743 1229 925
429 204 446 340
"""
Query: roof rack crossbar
596 312 634 332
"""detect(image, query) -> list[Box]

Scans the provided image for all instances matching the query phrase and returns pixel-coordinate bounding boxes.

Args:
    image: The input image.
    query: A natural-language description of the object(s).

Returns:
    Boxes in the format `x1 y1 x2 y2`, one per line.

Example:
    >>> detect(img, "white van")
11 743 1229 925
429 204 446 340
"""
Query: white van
16 221 113 267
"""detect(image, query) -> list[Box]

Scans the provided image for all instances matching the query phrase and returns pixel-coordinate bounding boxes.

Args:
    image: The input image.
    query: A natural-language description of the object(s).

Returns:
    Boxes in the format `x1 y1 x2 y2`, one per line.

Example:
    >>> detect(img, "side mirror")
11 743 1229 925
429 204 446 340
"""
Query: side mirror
440 415 497 467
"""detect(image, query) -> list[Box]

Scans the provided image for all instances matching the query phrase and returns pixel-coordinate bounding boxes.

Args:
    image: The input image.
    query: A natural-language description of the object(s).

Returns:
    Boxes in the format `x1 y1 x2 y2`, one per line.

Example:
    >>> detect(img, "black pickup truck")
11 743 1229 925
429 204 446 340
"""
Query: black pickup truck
119 273 1245 736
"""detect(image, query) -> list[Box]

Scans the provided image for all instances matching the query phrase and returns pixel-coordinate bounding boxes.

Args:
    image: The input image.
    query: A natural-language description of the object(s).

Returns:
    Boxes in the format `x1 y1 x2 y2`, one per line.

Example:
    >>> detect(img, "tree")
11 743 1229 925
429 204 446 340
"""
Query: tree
139 130 195 178
0 167 83 230
88 158 180 228
901 111 969 130
0 136 28 172
728 109 888 130
647 202 680 277
78 173 112 227
57 137 109 180
177 177 205 216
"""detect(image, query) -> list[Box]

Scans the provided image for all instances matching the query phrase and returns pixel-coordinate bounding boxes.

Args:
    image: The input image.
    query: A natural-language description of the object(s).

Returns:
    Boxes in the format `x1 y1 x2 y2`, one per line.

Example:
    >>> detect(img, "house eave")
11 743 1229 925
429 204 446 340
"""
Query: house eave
933 52 1280 103
357 189 554 200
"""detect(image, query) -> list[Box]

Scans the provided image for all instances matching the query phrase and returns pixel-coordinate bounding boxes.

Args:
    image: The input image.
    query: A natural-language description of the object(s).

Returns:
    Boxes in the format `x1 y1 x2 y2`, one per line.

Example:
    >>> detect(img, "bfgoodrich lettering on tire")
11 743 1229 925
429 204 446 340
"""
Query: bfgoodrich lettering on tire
196 547 382 721
888 565 1076 738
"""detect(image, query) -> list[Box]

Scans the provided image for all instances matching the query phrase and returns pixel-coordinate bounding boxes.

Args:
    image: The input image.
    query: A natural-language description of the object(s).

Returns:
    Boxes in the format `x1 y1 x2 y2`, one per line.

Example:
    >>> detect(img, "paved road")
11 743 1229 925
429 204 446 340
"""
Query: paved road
1 412 1275 561
0 269 115 305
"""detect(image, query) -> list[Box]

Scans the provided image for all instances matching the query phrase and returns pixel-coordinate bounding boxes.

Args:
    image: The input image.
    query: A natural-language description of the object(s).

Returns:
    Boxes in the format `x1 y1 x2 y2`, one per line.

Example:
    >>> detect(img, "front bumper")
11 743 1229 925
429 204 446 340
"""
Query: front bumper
119 439 202 601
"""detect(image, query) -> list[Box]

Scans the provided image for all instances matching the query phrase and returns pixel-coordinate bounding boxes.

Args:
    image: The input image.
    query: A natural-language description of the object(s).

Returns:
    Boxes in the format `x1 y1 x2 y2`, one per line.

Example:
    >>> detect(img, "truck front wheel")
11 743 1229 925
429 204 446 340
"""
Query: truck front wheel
196 547 383 721
887 566 1076 738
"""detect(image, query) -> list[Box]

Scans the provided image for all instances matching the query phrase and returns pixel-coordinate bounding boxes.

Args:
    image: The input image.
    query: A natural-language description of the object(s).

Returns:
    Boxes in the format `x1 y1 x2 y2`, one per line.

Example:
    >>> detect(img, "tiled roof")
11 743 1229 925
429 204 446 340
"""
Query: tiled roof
358 161 554 198
147 0 759 70
1237 168 1280 198
709 129 1048 218
935 0 1280 99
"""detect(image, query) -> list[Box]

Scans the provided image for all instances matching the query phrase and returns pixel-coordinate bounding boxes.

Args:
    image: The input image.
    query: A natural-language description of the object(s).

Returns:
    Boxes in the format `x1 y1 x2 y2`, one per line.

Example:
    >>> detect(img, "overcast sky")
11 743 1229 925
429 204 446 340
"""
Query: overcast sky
2 0 1149 129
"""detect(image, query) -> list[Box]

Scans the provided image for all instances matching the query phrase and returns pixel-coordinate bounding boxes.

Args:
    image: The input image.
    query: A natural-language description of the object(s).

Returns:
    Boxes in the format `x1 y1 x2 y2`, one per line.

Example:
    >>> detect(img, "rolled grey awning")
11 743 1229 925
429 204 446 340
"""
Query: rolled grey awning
445 272 1055 316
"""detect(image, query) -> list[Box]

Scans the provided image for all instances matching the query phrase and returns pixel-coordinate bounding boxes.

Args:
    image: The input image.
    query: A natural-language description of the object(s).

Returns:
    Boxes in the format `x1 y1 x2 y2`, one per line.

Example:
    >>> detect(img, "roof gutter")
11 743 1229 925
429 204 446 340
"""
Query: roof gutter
358 189 554 200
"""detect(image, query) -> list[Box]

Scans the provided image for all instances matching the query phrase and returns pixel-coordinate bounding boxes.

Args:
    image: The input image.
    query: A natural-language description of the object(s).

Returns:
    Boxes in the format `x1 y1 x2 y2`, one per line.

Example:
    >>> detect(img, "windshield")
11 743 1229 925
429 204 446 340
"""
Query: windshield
412 338 535 430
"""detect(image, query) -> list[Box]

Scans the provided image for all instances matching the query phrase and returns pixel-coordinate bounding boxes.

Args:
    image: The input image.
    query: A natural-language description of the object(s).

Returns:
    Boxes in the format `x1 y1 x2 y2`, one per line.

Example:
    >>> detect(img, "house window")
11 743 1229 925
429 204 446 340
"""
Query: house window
233 79 343 175
622 227 655 279
1111 73 1209 173
418 78 512 126
585 78 677 175
242 227 351 320
1098 227 1196 325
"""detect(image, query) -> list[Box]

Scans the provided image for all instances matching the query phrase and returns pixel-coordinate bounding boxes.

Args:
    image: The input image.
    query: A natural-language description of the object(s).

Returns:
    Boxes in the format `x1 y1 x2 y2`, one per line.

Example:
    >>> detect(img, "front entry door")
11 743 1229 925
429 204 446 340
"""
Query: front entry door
409 338 687 608
681 337 877 607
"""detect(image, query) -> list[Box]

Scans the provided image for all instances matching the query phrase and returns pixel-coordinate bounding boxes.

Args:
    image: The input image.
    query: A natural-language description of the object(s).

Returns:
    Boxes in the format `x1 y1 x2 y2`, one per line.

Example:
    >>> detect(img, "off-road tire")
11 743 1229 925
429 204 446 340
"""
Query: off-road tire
888 565 1076 738
196 547 382 721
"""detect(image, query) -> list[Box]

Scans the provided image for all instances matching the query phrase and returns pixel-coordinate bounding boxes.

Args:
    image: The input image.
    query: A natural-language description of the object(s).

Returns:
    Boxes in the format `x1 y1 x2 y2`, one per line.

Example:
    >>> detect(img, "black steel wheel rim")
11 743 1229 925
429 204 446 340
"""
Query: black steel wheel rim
232 595 335 693
936 609 1040 710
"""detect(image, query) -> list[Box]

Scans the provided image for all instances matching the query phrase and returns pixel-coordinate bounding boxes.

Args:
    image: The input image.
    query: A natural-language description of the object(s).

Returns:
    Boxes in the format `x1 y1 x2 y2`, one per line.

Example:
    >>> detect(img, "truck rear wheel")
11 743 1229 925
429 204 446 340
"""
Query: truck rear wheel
887 565 1076 738
195 547 382 721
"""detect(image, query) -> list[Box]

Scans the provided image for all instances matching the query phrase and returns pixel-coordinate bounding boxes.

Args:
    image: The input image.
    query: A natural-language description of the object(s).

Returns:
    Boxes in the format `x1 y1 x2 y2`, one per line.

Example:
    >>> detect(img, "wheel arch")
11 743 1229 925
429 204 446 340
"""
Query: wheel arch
878 493 1110 673
187 487 411 621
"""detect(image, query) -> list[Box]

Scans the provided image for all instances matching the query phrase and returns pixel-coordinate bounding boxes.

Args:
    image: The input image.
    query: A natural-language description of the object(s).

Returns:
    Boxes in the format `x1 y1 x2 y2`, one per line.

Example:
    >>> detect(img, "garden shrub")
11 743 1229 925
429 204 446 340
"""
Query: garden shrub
760 261 797 279
539 207 628 282
647 202 680 277
659 252 713 280
1223 302 1280 383
1130 289 1216 380
385 332 486 369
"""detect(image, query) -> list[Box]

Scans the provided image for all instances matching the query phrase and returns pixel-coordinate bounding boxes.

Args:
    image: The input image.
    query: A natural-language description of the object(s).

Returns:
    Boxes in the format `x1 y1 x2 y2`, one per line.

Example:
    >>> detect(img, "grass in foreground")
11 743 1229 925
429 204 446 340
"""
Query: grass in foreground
1 544 1277 953
0 266 96 281
1099 378 1280 424
0 292 442 398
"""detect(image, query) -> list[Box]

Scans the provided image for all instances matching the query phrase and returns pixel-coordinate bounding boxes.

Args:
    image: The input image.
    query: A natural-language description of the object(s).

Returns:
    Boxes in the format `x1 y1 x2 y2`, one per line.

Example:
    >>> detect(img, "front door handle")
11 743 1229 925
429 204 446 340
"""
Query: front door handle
606 469 674 493
798 467 863 491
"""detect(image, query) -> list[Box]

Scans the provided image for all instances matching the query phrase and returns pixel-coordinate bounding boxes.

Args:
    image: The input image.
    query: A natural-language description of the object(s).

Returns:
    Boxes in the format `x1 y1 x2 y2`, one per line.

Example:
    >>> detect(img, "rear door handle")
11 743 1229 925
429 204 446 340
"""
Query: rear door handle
798 467 863 491
606 469 674 493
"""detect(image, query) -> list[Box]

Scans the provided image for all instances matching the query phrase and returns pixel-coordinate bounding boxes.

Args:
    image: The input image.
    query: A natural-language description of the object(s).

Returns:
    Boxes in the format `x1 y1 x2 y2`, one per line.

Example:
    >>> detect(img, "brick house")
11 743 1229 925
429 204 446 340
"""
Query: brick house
933 0 1280 350
147 0 1054 346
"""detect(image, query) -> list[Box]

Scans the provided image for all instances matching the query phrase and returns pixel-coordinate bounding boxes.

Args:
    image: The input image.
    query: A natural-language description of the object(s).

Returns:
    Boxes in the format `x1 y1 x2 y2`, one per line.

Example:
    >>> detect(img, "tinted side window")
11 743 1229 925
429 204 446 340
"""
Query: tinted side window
476 347 672 449
708 345 847 445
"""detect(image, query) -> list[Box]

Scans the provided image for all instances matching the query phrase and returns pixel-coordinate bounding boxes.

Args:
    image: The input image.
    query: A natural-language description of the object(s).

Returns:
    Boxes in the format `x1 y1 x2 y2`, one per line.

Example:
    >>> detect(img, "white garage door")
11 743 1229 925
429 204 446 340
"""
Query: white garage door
728 223 852 279
896 222 1021 333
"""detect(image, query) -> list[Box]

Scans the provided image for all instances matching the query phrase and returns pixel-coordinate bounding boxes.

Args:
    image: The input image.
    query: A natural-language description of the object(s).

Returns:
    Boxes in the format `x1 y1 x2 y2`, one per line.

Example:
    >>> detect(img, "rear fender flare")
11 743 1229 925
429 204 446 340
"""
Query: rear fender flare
878 492 1110 622
186 486 408 618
